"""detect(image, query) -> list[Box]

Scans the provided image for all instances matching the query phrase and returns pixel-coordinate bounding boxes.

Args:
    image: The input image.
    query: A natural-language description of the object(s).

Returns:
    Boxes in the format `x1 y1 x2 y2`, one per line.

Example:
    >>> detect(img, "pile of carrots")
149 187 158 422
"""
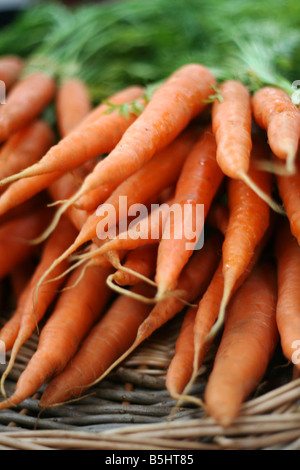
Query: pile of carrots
0 54 300 429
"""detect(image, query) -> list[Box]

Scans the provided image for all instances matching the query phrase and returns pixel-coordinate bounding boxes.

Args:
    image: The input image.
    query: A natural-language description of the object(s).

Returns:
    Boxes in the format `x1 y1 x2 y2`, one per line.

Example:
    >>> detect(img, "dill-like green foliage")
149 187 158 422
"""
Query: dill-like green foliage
0 0 299 101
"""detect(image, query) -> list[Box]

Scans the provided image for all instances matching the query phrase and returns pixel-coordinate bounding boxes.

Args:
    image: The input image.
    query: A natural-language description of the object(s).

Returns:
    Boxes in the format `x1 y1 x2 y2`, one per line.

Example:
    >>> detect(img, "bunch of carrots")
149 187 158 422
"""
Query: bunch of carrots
0 53 300 430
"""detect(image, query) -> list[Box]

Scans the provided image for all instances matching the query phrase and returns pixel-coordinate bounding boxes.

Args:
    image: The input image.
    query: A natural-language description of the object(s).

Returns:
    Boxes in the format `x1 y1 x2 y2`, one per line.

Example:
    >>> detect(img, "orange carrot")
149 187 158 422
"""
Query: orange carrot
70 230 223 390
212 80 252 178
209 139 272 340
251 86 300 173
155 125 224 299
23 64 215 244
0 86 145 185
48 173 89 231
39 283 155 406
74 184 118 212
0 262 114 409
0 72 56 143
0 171 66 217
113 244 158 287
0 280 32 351
165 302 198 400
0 215 78 397
176 218 273 406
0 120 55 184
42 64 216 226
0 55 24 90
276 156 300 244
32 129 198 293
0 207 53 280
68 200 174 284
212 81 283 213
204 260 278 427
56 78 92 138
275 220 300 369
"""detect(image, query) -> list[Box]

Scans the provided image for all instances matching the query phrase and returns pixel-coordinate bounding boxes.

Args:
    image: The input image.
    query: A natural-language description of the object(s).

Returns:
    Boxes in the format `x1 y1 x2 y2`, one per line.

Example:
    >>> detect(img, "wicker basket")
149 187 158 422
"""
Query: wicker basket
0 312 300 450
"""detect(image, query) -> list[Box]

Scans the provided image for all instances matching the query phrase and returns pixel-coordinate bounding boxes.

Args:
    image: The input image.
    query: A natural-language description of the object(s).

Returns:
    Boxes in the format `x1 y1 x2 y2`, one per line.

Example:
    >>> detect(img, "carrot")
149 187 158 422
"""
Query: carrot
0 281 32 352
0 55 24 90
0 262 114 409
0 207 53 280
165 302 199 401
74 184 118 212
204 260 278 427
212 80 252 178
39 283 156 407
26 64 216 240
66 201 174 290
212 80 283 213
276 156 300 245
0 86 145 186
0 215 78 397
251 86 300 174
70 230 223 391
113 244 158 287
0 72 56 143
0 120 55 185
48 173 89 231
175 217 274 407
155 125 224 299
32 129 198 297
275 220 300 369
0 171 67 218
56 78 92 138
208 139 273 341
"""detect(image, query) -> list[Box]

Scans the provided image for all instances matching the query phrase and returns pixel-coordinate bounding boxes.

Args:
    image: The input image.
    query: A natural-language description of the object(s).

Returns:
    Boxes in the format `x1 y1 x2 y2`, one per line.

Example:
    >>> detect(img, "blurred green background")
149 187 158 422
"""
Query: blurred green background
0 0 299 101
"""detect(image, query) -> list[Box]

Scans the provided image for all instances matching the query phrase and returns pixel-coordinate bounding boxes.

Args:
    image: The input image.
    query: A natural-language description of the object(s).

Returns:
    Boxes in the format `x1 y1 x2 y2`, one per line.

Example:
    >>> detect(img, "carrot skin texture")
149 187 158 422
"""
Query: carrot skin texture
0 120 55 184
0 72 56 143
39 232 222 406
251 86 300 168
57 129 198 258
221 141 271 301
212 80 252 178
155 125 224 295
166 303 198 397
133 231 223 344
204 261 278 427
276 157 300 244
0 207 53 280
39 283 155 406
0 263 114 408
78 64 216 192
72 230 223 388
56 78 92 138
1 86 145 183
113 244 158 286
275 221 300 368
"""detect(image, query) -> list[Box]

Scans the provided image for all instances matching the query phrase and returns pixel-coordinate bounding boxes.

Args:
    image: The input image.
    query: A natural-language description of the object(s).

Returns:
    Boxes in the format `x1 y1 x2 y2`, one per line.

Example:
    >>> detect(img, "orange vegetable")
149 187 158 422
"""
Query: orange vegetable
204 260 278 427
252 86 300 173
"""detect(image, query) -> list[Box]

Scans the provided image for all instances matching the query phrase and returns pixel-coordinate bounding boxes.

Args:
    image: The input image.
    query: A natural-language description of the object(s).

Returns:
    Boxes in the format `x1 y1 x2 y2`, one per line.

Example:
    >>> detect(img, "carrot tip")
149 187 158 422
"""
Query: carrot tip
286 151 297 175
